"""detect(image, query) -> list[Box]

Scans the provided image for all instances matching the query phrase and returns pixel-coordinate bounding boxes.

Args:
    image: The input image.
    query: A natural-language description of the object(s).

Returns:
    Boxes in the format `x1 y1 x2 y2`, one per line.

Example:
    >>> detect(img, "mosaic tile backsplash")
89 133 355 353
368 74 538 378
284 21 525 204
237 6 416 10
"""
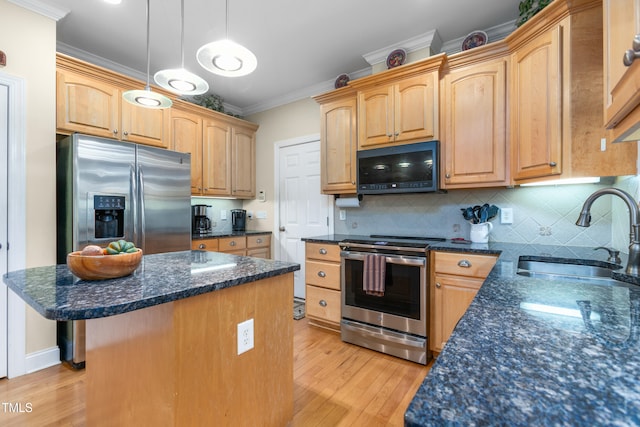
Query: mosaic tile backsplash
334 176 640 254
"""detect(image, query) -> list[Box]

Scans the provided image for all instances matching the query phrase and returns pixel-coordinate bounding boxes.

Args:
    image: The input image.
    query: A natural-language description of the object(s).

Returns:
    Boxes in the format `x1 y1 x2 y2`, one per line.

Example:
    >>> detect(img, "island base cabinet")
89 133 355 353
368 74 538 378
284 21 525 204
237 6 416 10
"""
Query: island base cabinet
86 273 294 426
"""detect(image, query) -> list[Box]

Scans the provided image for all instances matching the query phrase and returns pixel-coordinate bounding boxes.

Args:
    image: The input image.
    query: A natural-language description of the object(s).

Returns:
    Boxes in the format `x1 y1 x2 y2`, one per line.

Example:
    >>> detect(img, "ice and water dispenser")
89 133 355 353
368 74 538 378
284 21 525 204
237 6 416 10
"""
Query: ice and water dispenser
93 195 125 239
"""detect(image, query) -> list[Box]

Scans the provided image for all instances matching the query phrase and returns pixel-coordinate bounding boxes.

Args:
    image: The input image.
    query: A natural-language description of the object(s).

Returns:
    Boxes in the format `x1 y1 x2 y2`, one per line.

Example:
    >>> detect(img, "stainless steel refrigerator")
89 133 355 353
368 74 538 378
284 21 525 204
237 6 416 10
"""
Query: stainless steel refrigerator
56 133 191 367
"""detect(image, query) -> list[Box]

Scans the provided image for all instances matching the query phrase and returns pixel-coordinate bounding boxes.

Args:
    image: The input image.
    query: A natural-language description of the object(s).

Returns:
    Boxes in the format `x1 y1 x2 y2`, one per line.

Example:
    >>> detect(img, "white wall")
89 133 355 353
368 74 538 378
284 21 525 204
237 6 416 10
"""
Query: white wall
1 0 57 357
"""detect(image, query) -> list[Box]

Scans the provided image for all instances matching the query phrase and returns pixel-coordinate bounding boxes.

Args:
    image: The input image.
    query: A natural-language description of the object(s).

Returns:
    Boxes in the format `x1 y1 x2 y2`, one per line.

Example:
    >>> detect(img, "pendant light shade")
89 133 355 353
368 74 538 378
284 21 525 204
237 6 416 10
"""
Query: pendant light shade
123 0 172 109
197 0 257 77
154 0 209 95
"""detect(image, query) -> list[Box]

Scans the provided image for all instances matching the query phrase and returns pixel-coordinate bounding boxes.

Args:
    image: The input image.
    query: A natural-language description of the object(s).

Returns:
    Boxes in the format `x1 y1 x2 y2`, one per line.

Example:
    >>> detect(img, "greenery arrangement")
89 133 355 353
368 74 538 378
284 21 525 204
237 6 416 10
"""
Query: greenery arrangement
516 0 553 27
182 93 243 119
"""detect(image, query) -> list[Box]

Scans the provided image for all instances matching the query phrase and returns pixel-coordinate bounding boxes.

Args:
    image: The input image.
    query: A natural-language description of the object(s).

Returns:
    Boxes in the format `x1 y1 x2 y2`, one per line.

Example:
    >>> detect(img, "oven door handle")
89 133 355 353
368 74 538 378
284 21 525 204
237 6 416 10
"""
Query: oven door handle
340 251 426 267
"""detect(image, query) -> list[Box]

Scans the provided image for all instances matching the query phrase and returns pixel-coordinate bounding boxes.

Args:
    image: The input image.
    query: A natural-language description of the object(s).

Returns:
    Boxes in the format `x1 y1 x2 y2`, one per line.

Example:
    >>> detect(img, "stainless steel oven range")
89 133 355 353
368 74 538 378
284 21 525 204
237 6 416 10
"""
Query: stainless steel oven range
340 235 444 365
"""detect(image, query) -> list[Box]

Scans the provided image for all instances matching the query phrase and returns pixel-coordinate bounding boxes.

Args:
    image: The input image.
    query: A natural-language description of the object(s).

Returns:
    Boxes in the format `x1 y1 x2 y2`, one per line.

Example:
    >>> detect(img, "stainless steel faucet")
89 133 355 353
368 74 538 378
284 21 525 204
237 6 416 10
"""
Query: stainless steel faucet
576 188 640 276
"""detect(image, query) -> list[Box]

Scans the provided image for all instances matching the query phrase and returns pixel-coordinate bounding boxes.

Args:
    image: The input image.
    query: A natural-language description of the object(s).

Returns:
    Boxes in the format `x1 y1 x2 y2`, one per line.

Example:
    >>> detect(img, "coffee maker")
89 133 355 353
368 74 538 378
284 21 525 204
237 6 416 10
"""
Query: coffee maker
192 204 212 234
231 209 246 231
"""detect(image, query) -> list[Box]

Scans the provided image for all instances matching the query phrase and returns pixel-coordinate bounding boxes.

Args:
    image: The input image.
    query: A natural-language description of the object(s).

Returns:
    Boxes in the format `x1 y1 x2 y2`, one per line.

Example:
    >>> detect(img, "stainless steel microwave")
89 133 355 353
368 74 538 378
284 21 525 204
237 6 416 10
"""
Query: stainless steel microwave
357 141 439 194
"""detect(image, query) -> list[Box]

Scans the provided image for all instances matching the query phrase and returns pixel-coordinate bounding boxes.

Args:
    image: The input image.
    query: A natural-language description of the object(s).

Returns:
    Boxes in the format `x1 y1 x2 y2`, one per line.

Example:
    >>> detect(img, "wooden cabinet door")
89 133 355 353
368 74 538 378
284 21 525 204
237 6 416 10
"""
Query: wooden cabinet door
202 118 231 196
121 100 171 148
442 59 508 188
231 127 256 199
171 109 203 194
394 73 437 143
56 70 120 138
320 97 357 194
358 85 394 149
511 25 563 181
603 0 640 141
431 274 482 353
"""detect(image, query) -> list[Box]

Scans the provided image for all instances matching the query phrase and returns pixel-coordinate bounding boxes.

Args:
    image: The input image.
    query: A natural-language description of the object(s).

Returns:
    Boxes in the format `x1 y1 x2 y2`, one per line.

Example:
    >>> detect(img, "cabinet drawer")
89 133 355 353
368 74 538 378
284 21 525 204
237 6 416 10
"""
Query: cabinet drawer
219 236 247 251
305 260 341 290
247 234 270 248
305 242 341 262
434 252 497 278
192 239 219 252
306 285 341 324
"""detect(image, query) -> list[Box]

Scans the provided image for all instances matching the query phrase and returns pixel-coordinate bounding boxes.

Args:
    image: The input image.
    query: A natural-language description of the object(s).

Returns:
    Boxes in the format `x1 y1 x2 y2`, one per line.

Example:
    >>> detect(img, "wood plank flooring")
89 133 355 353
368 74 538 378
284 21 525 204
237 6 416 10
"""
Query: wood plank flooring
0 317 431 426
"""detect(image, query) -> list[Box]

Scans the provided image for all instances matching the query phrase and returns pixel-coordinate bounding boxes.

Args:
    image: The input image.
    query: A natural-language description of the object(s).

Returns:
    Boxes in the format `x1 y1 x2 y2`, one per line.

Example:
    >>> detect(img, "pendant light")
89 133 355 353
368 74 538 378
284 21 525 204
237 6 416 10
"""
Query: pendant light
197 0 257 77
123 0 172 109
154 0 209 95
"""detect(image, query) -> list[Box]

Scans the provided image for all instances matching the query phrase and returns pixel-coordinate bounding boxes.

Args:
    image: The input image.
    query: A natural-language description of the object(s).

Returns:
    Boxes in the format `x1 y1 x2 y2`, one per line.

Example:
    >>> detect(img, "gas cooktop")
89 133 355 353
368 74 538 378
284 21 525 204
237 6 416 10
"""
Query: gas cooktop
341 235 447 249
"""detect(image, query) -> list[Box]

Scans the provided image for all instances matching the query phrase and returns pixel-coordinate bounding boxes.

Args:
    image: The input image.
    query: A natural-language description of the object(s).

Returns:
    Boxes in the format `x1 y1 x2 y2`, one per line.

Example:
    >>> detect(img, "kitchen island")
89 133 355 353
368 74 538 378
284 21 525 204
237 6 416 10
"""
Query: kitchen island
3 250 299 426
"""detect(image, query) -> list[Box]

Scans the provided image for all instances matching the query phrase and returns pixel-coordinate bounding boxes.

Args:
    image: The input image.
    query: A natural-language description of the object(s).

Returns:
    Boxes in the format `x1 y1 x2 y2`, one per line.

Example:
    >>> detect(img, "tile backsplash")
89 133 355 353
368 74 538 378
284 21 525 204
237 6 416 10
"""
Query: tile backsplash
334 176 640 253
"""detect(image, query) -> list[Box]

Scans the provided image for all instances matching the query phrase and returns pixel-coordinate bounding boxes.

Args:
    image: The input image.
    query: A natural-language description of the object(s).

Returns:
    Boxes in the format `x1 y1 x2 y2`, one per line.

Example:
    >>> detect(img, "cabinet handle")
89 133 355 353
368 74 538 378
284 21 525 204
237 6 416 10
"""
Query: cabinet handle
113 129 118 135
319 300 327 307
445 173 451 179
317 271 326 278
229 241 236 246
319 248 327 255
394 132 399 137
458 259 472 268
623 35 640 66
549 161 557 167
123 131 129 136
256 238 262 244
198 243 206 249
435 282 441 289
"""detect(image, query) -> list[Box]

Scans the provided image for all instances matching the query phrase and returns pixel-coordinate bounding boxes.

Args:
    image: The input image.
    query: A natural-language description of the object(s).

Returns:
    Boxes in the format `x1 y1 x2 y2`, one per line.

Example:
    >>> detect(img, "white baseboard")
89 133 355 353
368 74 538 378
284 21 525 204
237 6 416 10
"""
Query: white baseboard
25 346 60 374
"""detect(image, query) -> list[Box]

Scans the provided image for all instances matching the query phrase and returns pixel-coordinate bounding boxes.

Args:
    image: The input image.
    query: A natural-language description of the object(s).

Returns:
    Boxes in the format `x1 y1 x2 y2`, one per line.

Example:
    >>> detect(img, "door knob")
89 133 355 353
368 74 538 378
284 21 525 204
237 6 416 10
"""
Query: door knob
279 226 285 232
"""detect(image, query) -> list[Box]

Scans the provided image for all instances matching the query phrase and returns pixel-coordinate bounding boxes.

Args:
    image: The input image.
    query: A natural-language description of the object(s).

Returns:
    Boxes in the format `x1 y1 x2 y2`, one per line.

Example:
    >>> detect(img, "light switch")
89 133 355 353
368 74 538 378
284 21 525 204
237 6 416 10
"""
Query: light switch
220 210 227 220
500 208 513 224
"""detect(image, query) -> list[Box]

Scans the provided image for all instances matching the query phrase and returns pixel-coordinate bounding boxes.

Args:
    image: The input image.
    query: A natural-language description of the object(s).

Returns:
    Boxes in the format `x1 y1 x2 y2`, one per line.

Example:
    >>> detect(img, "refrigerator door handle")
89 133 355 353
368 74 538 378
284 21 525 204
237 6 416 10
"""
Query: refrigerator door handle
139 166 146 249
131 163 139 246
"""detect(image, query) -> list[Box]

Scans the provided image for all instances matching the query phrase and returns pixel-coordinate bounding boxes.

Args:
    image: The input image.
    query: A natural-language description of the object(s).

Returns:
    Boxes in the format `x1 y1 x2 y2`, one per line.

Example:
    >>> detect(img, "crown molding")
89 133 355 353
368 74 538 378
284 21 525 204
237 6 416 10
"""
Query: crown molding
8 0 69 20
362 30 443 67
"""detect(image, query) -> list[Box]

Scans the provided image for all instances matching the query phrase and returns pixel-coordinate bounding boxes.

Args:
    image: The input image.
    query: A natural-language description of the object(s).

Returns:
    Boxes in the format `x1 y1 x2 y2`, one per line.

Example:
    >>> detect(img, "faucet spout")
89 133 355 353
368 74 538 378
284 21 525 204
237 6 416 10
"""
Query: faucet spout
576 188 640 276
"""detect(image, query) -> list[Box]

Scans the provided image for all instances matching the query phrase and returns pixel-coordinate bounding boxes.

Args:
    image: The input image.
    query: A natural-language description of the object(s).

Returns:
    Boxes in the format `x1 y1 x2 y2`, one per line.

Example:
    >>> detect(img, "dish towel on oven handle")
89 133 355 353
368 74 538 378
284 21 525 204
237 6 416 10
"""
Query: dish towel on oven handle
363 254 386 296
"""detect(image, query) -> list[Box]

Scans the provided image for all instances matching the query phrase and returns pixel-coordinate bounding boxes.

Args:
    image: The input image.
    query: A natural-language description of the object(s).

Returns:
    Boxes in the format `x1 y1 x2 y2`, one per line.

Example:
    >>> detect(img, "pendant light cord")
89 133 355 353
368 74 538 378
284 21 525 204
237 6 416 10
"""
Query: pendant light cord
145 0 151 89
225 0 229 39
180 0 185 67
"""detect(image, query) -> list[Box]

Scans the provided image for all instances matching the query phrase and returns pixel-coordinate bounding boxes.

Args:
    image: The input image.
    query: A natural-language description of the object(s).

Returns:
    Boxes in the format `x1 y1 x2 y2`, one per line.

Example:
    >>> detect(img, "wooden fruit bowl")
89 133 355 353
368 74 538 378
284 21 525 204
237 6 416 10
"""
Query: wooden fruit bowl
66 249 143 280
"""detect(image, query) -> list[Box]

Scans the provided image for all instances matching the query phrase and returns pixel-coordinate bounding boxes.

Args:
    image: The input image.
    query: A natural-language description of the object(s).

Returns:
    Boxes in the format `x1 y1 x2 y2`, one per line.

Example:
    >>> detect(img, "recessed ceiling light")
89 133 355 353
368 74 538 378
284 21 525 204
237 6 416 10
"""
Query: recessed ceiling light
104 0 122 4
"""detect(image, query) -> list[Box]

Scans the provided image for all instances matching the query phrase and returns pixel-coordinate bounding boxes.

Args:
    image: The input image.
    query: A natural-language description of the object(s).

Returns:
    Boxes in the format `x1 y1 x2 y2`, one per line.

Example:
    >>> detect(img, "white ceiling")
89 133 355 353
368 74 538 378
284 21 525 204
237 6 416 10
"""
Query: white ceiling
21 0 521 115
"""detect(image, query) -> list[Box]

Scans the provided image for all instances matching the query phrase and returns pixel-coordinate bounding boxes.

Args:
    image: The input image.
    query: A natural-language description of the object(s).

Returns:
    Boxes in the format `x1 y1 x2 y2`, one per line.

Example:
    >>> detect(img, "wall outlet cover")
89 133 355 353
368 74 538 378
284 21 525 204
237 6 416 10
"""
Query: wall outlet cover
237 318 254 355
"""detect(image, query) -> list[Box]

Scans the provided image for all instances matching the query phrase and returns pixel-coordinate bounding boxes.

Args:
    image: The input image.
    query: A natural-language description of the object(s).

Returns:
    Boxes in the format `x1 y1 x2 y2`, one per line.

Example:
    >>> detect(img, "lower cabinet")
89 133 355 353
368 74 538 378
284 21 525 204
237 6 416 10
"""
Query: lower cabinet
191 234 271 258
430 251 497 353
305 242 342 331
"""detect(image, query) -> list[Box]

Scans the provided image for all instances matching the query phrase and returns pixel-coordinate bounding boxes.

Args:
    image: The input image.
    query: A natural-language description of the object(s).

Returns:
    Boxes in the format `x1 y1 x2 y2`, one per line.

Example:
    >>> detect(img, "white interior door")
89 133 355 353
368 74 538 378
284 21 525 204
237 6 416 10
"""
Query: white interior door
276 137 332 299
0 83 8 378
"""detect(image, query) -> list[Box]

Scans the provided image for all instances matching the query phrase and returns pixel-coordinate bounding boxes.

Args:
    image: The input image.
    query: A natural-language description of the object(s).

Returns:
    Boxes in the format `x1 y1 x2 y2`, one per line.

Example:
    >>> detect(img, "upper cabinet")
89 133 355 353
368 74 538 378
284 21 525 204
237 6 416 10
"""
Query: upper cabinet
171 100 257 199
507 0 636 183
440 45 509 189
313 87 357 195
56 54 170 148
351 54 445 151
603 0 640 142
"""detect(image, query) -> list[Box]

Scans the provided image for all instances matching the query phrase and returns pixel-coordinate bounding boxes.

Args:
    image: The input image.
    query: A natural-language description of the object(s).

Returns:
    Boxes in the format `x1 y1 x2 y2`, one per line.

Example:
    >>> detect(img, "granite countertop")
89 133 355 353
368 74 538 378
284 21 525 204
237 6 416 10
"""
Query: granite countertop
192 230 271 240
404 242 640 426
302 235 640 424
2 250 299 321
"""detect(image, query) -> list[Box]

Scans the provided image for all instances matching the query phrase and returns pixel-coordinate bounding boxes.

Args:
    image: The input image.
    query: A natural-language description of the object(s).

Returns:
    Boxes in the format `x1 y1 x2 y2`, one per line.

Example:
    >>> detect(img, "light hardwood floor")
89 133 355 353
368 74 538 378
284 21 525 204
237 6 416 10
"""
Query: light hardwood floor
0 317 431 426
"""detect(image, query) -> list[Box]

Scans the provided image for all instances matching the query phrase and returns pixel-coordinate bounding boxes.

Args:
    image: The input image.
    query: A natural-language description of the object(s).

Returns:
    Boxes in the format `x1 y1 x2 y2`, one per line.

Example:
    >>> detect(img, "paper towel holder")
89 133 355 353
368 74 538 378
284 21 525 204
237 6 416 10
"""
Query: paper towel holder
335 194 363 208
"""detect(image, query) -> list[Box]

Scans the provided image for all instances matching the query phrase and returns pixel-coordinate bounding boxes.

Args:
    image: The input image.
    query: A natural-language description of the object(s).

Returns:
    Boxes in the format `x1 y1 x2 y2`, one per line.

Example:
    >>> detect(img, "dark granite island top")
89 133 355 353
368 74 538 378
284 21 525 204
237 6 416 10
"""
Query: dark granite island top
3 250 299 320
404 242 640 426
3 250 300 426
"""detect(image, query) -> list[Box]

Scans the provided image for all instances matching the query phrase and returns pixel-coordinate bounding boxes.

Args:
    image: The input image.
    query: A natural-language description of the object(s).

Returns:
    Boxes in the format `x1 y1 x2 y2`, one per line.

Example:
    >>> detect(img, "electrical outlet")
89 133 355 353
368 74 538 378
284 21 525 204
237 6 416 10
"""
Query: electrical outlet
339 209 346 220
220 210 227 220
237 319 254 355
500 208 513 224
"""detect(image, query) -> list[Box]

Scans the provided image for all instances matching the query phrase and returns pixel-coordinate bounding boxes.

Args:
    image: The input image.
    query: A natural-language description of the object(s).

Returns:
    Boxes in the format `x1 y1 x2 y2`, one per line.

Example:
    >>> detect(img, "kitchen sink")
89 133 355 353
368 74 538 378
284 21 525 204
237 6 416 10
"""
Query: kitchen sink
517 257 623 285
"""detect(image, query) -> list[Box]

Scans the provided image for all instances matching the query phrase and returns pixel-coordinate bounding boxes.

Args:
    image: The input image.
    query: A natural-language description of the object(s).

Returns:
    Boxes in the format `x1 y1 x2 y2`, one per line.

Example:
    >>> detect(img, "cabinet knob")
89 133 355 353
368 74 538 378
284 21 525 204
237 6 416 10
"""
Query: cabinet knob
319 300 327 307
317 271 326 278
198 243 206 249
435 282 441 289
256 238 262 244
623 35 640 66
458 259 472 268
229 241 236 246
319 248 327 255
123 131 129 136
113 129 118 135
549 162 557 167
387 134 393 138
445 173 451 179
